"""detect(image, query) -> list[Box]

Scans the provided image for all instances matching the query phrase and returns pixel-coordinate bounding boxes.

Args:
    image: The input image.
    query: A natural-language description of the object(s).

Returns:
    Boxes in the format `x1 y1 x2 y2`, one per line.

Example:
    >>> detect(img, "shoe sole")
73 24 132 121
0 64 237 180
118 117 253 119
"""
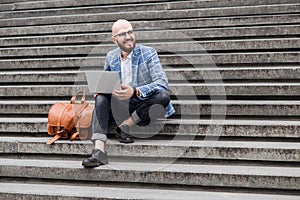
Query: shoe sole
119 139 134 143
82 162 100 168
116 133 134 143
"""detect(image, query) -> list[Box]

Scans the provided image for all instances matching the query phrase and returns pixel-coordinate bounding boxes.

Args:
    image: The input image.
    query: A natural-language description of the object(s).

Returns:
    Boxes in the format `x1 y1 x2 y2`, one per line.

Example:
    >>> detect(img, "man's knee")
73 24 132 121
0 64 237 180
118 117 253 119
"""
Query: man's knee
95 94 110 108
155 90 170 106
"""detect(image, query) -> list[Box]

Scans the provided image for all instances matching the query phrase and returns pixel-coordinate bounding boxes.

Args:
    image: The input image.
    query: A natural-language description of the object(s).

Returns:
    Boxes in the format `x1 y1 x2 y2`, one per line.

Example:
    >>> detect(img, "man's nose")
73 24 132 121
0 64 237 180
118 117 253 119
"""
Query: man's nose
125 33 131 39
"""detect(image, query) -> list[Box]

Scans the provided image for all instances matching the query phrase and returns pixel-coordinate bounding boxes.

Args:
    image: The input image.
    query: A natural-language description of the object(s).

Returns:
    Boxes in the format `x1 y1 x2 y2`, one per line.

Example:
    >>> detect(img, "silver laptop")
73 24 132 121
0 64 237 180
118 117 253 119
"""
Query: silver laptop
85 71 121 93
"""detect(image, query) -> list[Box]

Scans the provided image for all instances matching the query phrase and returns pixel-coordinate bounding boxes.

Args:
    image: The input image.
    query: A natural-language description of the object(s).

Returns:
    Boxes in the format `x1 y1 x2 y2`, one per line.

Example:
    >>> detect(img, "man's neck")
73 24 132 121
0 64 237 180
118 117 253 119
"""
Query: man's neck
121 51 131 59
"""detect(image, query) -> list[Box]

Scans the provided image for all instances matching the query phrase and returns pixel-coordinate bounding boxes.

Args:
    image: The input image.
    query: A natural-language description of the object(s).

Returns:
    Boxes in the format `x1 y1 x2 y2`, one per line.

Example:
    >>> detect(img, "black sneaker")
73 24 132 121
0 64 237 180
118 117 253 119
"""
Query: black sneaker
82 149 108 168
116 124 134 143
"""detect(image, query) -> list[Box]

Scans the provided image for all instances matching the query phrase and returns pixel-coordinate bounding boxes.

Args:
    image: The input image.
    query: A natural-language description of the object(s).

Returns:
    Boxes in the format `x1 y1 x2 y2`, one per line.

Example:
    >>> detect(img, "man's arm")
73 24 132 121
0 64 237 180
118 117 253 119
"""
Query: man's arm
136 47 168 99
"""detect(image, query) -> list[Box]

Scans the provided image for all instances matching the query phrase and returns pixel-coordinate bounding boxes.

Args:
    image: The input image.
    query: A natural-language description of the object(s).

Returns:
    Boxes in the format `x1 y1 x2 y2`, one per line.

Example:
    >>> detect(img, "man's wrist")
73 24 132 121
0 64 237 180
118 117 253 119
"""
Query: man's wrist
132 87 141 97
136 88 140 96
132 87 136 97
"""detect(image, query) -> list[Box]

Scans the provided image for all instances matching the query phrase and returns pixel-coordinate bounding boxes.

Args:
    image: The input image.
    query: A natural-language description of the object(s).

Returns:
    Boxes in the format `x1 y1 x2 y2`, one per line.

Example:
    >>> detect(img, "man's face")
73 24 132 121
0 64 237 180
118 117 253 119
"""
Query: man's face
112 28 136 54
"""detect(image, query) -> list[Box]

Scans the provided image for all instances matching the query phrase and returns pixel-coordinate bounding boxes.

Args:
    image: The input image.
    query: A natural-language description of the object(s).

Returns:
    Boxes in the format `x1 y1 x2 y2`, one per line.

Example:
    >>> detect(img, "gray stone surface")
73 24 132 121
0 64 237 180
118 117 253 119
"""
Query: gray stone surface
1 0 298 19
162 119 300 137
0 117 46 133
3 0 298 10
159 52 300 65
2 0 298 12
2 99 300 117
0 71 81 83
0 3 168 19
1 137 299 162
1 39 299 57
171 82 300 96
0 14 298 36
168 0 300 10
1 25 298 47
1 182 299 200
0 0 168 11
1 4 299 27
2 67 300 83
1 83 300 97
0 0 25 3
0 158 299 189
166 66 300 80
1 118 300 138
0 52 299 69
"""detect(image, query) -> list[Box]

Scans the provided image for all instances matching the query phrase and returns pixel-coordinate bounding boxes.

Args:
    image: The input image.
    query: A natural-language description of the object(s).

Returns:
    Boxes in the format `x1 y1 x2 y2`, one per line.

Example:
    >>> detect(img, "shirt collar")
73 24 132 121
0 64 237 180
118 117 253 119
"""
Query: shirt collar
120 51 133 61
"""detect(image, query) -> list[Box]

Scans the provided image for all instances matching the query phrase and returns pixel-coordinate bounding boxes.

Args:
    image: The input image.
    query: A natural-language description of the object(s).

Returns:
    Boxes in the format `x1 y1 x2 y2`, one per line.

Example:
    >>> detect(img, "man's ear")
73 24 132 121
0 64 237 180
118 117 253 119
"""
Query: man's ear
111 36 117 44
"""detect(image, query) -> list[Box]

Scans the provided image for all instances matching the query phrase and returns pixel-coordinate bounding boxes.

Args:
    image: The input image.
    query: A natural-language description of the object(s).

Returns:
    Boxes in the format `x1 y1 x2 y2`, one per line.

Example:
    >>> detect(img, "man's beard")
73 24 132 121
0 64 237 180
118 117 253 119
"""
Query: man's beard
117 39 136 53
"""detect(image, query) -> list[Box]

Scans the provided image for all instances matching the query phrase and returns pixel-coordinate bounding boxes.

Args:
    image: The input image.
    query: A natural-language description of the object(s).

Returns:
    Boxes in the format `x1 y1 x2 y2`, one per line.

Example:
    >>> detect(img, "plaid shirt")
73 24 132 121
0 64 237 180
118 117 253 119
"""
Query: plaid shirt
104 44 175 117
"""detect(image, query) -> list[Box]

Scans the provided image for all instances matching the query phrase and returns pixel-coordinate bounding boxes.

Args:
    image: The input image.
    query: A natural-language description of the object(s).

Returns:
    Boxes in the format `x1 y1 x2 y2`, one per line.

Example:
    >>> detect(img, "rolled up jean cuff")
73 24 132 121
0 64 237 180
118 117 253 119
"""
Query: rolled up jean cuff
131 111 141 124
91 133 107 143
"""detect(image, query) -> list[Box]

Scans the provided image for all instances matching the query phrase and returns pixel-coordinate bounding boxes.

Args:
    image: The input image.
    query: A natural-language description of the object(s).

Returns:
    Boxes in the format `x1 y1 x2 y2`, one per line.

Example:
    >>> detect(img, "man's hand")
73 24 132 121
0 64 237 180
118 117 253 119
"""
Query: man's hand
113 84 134 100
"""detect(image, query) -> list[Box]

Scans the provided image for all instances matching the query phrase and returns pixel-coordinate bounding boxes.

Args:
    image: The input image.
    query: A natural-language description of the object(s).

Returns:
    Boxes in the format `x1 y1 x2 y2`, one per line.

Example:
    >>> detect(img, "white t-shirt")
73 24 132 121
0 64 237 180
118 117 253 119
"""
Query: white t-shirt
120 52 133 86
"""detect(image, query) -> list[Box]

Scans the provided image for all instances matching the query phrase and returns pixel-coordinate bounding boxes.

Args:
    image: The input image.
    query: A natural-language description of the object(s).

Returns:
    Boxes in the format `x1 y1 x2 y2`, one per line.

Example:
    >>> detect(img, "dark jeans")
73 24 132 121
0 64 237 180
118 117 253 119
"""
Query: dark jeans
91 90 170 142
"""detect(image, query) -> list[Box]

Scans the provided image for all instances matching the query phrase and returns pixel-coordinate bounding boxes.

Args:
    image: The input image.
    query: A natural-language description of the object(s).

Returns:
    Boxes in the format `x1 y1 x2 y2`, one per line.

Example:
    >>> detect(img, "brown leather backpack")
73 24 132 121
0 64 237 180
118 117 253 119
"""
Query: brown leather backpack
47 91 94 144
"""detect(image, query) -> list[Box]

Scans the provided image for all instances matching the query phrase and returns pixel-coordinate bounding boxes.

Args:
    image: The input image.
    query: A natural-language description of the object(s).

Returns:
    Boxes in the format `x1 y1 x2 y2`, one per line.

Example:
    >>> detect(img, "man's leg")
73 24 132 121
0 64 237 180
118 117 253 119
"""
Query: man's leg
91 94 112 143
82 94 111 168
110 95 131 126
130 90 170 126
110 95 136 143
109 90 170 127
116 90 170 143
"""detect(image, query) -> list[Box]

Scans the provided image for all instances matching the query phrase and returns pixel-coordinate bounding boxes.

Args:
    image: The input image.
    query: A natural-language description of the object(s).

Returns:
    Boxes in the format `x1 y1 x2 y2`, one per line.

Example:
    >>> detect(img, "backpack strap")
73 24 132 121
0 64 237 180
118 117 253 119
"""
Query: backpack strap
46 130 67 145
70 131 79 141
70 102 89 141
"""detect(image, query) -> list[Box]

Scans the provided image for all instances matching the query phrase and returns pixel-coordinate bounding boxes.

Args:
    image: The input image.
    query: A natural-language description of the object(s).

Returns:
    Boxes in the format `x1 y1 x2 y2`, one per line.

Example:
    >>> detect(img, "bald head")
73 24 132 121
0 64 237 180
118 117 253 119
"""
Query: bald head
112 19 133 36
111 19 136 55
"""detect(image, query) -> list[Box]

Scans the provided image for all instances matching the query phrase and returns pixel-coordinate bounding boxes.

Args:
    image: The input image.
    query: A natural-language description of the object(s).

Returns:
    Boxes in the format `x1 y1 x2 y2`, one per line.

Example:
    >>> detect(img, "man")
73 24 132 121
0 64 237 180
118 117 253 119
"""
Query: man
82 19 175 168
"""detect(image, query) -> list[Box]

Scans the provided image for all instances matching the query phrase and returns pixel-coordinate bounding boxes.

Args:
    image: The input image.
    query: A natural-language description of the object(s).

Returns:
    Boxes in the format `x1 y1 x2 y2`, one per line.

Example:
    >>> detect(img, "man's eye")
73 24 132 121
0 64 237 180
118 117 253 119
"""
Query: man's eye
127 30 134 35
119 32 126 37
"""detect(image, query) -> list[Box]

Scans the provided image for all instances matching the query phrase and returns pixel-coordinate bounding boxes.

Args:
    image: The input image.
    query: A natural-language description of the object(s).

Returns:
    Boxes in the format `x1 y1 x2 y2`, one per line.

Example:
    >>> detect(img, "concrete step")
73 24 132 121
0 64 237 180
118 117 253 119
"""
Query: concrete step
1 0 30 3
0 118 299 138
1 137 299 162
0 39 298 58
2 0 299 12
2 182 300 200
1 83 300 97
0 158 299 190
0 0 170 11
0 99 199 117
0 3 168 19
170 82 300 96
0 52 299 69
2 100 300 117
169 0 300 10
2 0 299 19
160 52 300 65
166 66 300 81
1 4 299 28
0 14 298 37
1 25 299 47
1 67 300 83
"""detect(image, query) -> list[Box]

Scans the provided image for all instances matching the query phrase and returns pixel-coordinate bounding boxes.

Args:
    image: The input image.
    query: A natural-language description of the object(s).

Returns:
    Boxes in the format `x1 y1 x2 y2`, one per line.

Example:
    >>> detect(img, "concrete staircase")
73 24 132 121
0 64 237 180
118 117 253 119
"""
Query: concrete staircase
0 0 299 199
